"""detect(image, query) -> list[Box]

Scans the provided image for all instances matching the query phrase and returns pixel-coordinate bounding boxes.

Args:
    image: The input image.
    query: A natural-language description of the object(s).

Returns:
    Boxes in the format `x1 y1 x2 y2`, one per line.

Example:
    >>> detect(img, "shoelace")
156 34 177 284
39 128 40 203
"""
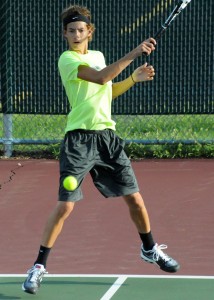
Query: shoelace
27 266 48 282
152 244 170 262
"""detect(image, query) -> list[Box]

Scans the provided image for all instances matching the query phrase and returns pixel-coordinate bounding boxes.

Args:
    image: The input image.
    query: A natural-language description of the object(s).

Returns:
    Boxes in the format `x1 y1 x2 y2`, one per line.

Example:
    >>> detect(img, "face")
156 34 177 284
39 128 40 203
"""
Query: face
64 21 92 54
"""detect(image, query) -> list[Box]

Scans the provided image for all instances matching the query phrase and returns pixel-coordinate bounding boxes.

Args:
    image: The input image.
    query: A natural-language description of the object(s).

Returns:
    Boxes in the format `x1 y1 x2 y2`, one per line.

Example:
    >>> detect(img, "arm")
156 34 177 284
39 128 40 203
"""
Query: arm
112 63 155 99
78 38 156 85
112 76 135 100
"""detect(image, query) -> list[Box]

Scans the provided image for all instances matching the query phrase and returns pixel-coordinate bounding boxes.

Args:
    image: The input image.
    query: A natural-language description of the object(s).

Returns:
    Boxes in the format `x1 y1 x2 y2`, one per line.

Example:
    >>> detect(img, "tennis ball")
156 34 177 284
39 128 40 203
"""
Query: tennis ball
63 176 78 191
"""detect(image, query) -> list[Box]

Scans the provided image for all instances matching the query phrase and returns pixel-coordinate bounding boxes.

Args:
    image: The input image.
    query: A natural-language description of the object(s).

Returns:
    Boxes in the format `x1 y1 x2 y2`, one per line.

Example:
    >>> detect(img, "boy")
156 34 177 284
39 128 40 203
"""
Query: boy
22 4 180 295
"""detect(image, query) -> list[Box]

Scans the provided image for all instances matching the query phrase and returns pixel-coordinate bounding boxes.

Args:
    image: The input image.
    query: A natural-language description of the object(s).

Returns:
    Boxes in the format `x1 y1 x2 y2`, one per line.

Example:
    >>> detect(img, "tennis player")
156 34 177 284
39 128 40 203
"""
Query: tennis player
22 5 180 294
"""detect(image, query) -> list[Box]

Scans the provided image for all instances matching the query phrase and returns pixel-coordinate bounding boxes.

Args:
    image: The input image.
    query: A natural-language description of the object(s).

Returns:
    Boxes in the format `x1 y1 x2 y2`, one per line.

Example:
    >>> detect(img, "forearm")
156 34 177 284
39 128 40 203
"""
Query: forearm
112 75 135 99
78 50 137 85
97 50 138 84
105 38 156 83
78 38 156 85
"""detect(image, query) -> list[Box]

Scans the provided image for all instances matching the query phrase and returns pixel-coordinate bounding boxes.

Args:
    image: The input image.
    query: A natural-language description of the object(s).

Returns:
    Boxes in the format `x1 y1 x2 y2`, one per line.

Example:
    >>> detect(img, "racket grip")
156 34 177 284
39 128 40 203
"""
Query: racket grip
154 26 166 41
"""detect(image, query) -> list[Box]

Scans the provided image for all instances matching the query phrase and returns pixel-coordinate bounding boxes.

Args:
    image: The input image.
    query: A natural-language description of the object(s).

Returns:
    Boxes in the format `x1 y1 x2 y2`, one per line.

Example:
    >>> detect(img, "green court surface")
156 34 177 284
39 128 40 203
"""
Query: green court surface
0 275 214 300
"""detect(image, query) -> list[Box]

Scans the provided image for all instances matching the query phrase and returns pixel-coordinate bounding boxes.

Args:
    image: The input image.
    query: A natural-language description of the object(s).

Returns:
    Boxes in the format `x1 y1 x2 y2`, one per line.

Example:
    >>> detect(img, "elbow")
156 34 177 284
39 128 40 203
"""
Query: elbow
95 72 111 85
95 77 108 85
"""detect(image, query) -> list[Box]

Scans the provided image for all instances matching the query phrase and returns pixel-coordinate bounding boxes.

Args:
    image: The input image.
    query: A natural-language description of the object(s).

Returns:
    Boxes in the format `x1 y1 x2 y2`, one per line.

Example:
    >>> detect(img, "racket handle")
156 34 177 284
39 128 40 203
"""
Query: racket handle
154 26 166 41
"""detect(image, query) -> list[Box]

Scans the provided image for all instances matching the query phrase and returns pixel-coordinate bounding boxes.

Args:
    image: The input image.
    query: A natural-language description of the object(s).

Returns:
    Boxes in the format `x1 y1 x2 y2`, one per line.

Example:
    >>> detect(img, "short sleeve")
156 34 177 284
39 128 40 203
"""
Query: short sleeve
58 51 89 83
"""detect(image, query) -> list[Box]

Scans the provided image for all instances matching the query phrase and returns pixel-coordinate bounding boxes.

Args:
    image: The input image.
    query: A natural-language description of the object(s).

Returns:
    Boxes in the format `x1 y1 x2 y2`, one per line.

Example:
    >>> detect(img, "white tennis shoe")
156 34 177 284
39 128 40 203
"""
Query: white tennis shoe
22 264 47 294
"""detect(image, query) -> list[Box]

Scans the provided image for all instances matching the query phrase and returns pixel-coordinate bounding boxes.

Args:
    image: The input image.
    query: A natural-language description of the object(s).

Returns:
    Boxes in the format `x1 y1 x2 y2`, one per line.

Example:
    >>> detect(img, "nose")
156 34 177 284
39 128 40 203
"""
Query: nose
74 30 80 38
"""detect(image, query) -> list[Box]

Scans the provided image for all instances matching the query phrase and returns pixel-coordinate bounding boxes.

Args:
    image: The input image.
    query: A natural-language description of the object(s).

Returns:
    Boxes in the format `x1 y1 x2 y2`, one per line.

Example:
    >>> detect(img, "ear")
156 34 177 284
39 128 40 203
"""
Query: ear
88 29 92 38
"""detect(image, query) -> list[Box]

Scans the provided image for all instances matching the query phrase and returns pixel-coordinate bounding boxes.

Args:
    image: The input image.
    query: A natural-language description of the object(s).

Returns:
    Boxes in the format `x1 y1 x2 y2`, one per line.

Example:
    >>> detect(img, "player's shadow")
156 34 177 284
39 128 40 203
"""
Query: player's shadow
0 294 21 299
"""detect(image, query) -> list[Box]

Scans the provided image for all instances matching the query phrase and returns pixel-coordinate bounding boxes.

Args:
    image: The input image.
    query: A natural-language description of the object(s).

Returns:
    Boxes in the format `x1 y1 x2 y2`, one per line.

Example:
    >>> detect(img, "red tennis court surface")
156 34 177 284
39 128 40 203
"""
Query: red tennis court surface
0 159 213 276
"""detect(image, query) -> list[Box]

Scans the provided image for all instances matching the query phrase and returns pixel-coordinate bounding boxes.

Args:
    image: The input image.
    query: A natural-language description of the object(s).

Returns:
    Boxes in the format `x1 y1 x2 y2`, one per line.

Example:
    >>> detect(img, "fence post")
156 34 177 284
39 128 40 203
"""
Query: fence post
3 114 13 157
1 0 13 156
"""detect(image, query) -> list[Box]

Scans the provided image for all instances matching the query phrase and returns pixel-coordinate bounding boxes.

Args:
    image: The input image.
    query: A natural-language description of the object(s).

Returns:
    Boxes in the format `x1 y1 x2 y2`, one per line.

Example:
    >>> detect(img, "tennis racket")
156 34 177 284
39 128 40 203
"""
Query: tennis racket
154 0 192 41
143 0 192 55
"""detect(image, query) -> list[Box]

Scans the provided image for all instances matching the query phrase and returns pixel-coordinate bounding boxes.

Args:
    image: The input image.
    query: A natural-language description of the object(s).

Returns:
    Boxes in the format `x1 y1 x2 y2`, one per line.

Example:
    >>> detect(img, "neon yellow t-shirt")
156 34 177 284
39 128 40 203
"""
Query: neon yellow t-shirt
58 50 116 132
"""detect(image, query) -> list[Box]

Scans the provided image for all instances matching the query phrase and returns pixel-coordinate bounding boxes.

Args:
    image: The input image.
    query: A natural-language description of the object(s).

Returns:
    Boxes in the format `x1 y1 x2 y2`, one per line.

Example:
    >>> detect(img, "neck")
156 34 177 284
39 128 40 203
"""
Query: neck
69 48 88 54
69 40 89 54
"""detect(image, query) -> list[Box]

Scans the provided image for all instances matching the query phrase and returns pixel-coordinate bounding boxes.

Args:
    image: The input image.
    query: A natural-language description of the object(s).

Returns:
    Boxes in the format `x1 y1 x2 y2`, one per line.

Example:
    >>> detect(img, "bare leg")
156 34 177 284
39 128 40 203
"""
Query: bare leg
123 192 151 234
123 193 180 273
41 201 74 248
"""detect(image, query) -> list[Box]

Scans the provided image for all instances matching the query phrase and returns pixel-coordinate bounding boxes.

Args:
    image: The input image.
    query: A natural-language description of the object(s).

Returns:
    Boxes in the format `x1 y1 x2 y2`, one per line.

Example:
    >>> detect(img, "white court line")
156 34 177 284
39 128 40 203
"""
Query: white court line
1 273 214 300
0 274 214 279
99 276 127 300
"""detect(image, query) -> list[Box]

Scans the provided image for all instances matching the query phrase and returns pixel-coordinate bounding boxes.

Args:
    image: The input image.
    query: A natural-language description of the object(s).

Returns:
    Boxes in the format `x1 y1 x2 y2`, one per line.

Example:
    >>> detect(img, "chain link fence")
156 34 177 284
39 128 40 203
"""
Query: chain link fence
0 0 213 157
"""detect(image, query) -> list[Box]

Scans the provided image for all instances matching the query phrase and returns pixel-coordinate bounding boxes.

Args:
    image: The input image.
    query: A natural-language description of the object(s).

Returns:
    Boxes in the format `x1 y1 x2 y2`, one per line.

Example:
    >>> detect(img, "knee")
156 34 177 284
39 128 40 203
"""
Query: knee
124 192 146 210
55 202 74 220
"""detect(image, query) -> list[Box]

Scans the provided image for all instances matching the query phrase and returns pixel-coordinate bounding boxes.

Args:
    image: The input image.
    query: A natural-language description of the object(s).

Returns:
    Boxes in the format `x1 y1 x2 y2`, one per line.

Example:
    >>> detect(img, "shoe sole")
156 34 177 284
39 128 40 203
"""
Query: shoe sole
22 283 37 294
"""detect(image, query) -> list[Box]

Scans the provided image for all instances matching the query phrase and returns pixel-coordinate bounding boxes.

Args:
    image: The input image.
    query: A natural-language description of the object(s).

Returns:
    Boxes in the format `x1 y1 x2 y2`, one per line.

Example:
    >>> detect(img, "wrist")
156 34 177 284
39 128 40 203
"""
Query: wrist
131 73 137 84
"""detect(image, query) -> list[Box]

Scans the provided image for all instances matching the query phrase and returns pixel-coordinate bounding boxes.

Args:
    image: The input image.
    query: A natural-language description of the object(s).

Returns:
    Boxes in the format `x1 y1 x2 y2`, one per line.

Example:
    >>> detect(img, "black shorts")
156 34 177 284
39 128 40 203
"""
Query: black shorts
58 129 139 202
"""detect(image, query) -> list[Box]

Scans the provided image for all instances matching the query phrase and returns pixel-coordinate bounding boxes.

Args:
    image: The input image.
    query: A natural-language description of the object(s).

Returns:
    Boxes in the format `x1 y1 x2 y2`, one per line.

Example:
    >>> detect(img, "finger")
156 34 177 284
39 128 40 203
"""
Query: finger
142 44 153 53
145 41 156 50
149 37 157 45
147 67 154 72
147 72 155 79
